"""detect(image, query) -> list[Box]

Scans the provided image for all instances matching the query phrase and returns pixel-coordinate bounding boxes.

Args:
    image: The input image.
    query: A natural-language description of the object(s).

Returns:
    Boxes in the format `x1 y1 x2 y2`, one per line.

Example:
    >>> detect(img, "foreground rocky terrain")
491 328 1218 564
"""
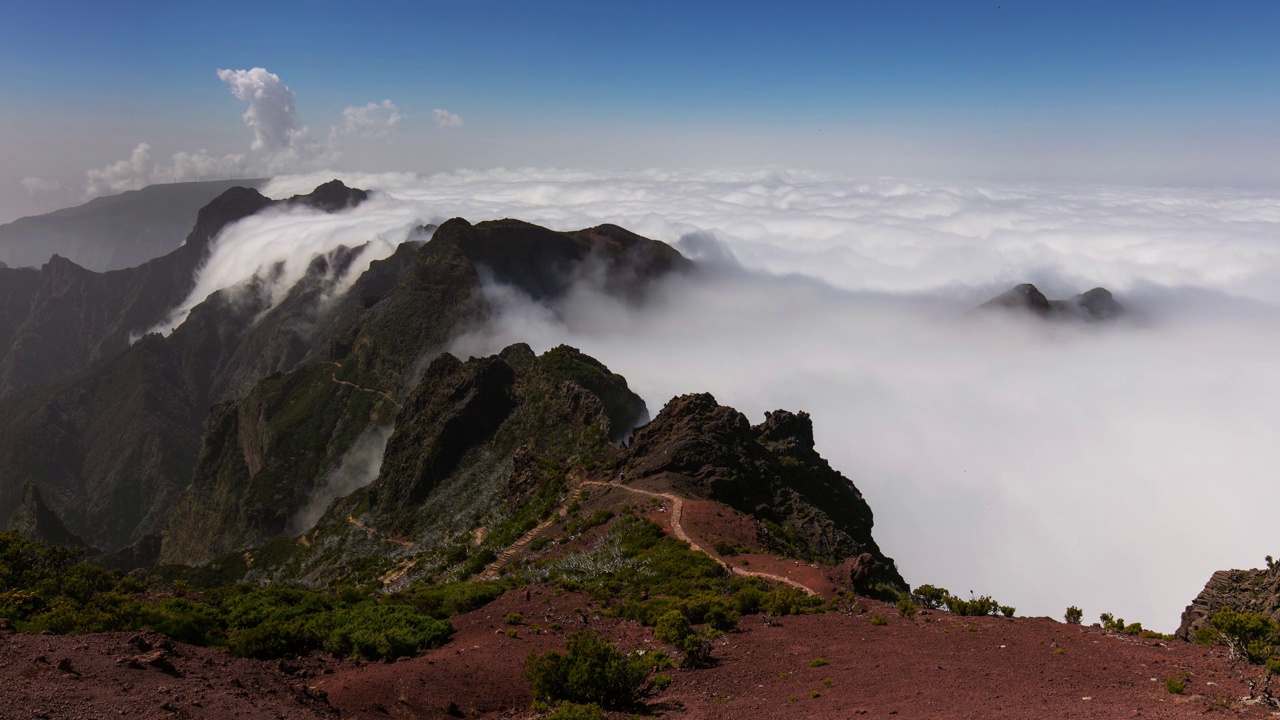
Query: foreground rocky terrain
3 590 1275 720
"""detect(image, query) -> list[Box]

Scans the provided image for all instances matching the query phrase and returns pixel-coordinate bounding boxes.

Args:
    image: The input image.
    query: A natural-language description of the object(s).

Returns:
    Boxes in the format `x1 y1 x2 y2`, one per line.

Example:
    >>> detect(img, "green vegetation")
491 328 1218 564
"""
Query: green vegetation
0 531 523 661
897 595 918 619
907 584 1013 618
808 657 828 667
1099 612 1148 637
525 631 663 709
653 610 715 667
1064 606 1083 625
1166 677 1186 695
1198 609 1280 666
869 614 887 626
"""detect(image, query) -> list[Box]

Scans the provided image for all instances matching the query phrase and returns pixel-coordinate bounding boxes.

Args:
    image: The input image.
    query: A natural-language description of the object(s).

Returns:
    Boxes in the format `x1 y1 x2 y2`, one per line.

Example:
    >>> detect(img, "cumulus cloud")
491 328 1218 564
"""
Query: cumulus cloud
84 142 155 197
20 176 61 195
431 108 463 128
83 67 395 198
216 68 308 155
333 100 405 139
180 168 1280 629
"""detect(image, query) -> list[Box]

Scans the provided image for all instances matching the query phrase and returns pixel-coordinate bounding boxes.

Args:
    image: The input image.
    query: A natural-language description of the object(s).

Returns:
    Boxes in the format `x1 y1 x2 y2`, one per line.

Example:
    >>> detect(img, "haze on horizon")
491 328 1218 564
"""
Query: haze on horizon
4 1 1280 223
3 0 1279 631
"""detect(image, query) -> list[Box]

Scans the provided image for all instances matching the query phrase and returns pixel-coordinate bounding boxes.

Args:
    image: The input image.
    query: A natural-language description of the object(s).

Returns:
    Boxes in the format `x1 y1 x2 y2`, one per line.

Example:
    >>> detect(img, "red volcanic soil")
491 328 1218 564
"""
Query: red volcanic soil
0 626 335 719
3 590 1278 719
320 589 1278 720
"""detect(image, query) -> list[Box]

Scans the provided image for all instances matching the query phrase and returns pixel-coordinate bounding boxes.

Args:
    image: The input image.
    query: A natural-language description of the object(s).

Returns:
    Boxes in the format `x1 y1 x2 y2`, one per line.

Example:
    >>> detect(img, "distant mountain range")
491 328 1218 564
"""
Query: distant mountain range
0 179 264 272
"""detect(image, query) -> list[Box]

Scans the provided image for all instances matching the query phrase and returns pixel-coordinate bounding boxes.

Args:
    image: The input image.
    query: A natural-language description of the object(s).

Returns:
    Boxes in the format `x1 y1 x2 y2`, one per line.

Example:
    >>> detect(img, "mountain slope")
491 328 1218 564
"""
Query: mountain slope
0 179 265 271
160 219 689 566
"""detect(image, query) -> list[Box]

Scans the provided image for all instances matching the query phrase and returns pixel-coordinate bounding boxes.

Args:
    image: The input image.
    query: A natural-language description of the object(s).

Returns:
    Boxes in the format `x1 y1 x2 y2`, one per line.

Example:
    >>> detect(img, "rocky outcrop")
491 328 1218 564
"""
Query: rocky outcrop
7 481 91 550
1177 562 1280 641
624 394 905 590
979 283 1123 321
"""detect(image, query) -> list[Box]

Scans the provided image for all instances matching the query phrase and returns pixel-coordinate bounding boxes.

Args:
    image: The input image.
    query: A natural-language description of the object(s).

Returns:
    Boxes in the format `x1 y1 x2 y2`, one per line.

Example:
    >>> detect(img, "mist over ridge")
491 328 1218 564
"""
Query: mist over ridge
157 168 1280 630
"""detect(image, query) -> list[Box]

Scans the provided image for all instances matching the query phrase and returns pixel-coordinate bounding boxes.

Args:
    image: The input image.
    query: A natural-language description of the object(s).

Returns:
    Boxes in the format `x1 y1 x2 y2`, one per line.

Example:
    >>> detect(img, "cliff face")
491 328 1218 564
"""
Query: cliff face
1178 563 1280 641
0 182 372 552
159 218 686 566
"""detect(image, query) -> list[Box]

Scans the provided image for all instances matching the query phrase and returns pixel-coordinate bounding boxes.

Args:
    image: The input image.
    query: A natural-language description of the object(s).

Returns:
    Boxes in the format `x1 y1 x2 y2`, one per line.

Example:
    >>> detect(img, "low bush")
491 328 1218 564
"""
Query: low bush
897 596 917 619
654 610 715 668
525 631 654 708
1166 677 1186 695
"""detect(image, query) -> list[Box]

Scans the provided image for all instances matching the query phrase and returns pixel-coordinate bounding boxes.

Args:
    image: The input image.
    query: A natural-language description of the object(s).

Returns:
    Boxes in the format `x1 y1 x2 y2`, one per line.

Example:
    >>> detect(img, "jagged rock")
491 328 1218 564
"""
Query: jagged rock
979 283 1123 321
1177 562 1280 641
624 393 904 590
285 179 369 212
7 481 92 550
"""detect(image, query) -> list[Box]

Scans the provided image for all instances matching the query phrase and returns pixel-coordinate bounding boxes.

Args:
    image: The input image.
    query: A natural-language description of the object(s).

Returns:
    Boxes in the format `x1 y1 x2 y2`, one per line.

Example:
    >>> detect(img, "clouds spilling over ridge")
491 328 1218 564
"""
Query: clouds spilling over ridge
183 168 1280 629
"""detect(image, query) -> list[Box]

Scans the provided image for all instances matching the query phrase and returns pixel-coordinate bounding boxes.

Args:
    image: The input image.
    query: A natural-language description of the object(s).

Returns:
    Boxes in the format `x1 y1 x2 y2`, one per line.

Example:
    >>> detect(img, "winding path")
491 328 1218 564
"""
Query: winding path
323 361 403 409
480 476 818 595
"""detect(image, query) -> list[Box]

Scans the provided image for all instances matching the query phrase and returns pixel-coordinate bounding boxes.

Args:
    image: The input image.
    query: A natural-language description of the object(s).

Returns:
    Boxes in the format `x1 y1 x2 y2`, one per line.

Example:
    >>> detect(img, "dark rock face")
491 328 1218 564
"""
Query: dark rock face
7 481 91 549
0 185 272 397
285 179 369 212
624 394 905 590
158 219 681 565
979 283 1123 321
1177 564 1280 641
0 182 371 552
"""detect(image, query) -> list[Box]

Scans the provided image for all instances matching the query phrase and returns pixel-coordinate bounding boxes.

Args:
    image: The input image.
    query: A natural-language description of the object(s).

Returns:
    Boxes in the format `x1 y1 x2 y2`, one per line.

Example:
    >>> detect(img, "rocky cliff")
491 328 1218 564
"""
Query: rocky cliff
1178 561 1280 641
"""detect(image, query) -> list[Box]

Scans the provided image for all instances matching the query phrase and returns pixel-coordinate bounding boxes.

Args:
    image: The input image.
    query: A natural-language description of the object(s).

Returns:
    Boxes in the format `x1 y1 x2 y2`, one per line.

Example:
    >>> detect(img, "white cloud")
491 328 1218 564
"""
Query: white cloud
171 168 1280 630
216 67 308 155
334 100 404 139
431 108 463 128
20 176 61 195
84 142 154 197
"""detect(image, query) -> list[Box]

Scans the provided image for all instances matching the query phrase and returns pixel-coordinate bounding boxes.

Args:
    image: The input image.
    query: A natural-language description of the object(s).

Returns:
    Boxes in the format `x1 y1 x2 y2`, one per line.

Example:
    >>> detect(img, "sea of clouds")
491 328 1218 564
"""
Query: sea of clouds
180 167 1280 630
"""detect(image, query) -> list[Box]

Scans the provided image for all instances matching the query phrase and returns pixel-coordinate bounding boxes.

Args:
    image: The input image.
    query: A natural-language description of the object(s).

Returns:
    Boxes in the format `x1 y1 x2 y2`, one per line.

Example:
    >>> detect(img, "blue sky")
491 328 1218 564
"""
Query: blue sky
2 1 1278 219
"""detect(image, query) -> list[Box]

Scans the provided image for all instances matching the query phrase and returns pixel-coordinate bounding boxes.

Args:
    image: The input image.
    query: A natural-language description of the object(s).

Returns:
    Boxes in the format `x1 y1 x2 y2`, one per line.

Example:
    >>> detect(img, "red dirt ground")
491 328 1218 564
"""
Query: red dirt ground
319 588 1280 720
4 589 1278 719
0 626 335 719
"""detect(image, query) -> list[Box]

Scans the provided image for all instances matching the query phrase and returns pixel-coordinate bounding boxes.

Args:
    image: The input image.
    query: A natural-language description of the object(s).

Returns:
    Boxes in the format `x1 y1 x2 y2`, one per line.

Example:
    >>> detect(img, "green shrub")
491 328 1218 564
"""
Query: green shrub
525 631 652 708
651 673 672 690
1000 605 1015 618
1206 609 1280 665
869 615 887 626
913 584 950 610
1165 677 1186 695
1064 606 1083 625
897 596 917 619
407 580 508 619
505 612 524 625
654 610 714 668
808 657 828 667
711 539 736 556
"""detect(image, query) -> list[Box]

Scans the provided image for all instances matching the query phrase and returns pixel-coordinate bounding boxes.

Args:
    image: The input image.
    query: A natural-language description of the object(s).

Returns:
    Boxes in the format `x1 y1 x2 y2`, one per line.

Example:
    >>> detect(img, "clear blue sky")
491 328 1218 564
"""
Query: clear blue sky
2 1 1278 219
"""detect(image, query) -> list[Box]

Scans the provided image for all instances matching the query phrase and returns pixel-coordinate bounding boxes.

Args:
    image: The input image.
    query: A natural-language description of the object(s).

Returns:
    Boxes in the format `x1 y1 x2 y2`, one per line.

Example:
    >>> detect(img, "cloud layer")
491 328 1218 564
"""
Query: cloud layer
181 167 1280 629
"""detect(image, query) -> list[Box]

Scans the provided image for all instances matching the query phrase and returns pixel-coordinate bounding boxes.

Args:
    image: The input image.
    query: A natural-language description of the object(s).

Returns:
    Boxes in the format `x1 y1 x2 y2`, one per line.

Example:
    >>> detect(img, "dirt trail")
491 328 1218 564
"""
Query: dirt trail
346 514 412 548
480 475 818 595
323 361 403 409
